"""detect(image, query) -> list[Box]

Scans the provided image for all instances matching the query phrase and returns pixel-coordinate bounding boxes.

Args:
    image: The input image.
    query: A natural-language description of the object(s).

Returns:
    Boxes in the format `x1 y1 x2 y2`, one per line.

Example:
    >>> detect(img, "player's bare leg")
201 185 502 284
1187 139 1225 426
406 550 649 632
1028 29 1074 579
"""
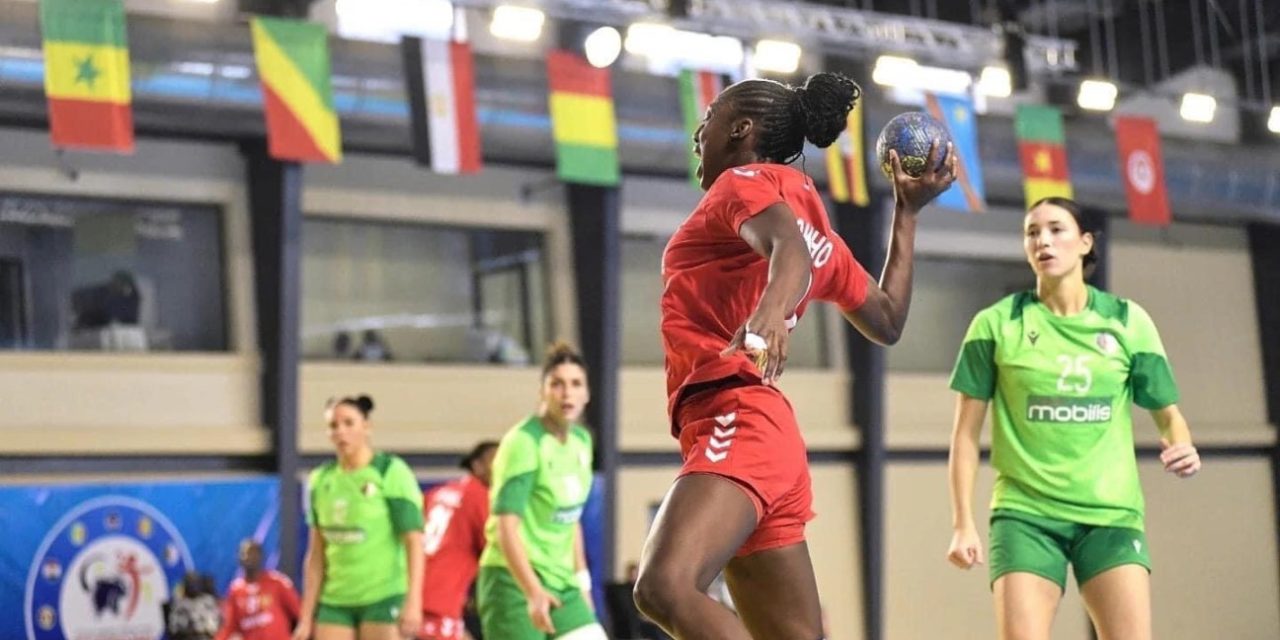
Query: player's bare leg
355 623 399 640
314 625 356 640
633 474 759 640
723 542 824 640
993 573 1060 640
1080 565 1152 640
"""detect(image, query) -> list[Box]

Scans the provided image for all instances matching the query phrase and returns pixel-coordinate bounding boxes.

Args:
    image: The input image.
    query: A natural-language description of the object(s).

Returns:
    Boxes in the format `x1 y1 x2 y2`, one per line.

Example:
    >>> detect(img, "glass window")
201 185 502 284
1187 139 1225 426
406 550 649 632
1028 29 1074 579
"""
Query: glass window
302 218 548 365
0 193 227 352
621 234 830 368
888 256 1034 372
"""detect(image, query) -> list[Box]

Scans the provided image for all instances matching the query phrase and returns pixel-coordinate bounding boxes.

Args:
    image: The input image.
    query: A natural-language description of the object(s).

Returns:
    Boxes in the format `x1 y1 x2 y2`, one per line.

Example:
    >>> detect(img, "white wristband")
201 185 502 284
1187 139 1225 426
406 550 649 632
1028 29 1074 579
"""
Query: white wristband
576 569 592 591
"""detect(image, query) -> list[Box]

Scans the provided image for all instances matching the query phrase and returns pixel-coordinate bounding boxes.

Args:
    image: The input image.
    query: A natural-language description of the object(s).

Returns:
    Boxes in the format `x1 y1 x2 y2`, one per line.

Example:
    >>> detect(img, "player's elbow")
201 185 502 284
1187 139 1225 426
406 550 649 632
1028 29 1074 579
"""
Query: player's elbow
877 324 904 346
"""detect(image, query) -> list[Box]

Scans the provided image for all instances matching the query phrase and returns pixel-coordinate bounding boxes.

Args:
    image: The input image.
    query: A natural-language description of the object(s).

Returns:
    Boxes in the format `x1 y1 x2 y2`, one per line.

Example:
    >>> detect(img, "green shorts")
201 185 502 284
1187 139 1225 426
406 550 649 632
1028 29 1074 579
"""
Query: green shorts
315 594 403 627
477 566 599 639
989 508 1150 591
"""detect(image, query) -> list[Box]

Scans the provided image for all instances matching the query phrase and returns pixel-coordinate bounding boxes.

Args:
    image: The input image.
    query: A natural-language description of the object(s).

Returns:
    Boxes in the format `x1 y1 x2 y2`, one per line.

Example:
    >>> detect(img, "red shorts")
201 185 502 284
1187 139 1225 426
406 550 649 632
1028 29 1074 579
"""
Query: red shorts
419 613 465 640
676 383 814 557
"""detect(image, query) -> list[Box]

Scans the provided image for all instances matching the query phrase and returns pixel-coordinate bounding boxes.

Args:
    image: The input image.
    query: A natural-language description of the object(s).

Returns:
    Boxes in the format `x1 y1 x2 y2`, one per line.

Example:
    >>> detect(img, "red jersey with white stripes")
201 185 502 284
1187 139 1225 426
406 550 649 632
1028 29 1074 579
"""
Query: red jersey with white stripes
420 474 489 618
661 163 871 428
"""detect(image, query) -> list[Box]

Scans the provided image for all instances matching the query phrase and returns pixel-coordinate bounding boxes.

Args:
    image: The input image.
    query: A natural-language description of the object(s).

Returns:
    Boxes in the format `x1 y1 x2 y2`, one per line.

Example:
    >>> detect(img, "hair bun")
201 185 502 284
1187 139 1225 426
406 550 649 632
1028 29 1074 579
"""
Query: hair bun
795 72 860 149
355 395 375 415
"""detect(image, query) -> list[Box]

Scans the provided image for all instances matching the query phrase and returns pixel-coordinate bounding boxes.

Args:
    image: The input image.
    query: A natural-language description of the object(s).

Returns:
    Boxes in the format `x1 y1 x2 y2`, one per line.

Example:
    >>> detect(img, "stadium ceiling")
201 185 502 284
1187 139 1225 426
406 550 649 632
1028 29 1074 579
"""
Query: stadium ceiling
812 0 1280 108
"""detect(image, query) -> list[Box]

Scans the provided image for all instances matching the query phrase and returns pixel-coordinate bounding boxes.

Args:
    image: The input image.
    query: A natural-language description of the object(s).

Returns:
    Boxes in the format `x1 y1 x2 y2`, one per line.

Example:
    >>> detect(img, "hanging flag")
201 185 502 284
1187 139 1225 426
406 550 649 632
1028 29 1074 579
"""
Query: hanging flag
678 69 725 188
401 36 482 174
1114 116 1171 226
925 92 985 213
38 0 134 152
1015 104 1073 207
824 98 870 206
250 16 341 163
546 49 619 186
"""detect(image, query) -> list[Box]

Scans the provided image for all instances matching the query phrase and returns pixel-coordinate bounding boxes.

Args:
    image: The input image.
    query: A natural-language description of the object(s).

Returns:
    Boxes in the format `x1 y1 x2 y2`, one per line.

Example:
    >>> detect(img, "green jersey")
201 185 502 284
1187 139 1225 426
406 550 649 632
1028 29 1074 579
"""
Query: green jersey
480 416 594 592
307 452 425 606
950 287 1179 530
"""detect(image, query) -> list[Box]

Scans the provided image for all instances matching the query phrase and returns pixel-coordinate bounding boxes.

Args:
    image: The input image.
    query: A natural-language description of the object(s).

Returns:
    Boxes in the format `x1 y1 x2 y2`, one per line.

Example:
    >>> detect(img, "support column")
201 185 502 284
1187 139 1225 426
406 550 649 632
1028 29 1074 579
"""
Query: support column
832 196 890 640
1247 222 1280 610
566 183 622 607
243 142 304 577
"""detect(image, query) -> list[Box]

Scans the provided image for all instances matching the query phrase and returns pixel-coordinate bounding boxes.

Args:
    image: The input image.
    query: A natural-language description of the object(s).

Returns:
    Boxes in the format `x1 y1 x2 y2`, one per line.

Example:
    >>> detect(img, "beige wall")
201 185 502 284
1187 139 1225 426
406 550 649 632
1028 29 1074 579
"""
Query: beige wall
1110 222 1271 445
298 362 540 453
616 463 864 639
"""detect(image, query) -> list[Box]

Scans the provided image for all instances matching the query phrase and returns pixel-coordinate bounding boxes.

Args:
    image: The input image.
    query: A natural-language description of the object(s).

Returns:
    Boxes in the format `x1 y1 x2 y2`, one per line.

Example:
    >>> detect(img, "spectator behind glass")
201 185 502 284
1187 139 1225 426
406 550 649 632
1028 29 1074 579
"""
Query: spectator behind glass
332 331 353 360
216 539 300 640
354 329 393 362
168 571 221 640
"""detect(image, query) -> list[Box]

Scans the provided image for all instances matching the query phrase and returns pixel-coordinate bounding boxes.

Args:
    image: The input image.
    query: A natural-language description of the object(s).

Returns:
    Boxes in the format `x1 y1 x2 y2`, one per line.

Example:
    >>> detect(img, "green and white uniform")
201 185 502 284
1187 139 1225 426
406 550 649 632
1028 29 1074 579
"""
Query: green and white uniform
950 287 1179 587
478 416 600 639
306 452 425 624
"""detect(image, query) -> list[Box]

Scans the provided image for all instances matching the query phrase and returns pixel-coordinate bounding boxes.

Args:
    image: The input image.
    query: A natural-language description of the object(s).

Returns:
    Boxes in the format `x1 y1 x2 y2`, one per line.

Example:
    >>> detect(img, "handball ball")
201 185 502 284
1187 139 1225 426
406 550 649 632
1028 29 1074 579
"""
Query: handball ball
875 112 950 179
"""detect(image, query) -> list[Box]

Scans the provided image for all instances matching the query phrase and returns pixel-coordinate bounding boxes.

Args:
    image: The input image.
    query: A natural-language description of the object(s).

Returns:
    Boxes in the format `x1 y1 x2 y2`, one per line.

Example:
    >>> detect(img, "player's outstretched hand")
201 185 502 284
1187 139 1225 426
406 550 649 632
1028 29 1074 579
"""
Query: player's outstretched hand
1161 437 1201 478
891 140 957 213
946 525 985 570
526 587 561 634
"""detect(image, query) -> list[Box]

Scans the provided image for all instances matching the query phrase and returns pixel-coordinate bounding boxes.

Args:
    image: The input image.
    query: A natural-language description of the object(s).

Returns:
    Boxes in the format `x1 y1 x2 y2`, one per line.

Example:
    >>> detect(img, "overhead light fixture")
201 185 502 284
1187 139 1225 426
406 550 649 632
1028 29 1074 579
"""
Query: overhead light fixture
872 55 971 94
978 66 1012 98
872 55 917 86
624 23 743 75
490 5 544 43
335 0 455 43
624 22 674 56
1076 79 1117 111
1269 106 1280 134
583 26 622 68
1179 92 1216 123
753 39 802 74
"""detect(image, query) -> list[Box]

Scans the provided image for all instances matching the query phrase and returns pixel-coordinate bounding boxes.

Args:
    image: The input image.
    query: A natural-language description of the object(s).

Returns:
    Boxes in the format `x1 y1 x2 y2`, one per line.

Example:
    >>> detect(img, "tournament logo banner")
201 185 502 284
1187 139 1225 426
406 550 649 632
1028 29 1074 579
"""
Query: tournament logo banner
0 478 280 640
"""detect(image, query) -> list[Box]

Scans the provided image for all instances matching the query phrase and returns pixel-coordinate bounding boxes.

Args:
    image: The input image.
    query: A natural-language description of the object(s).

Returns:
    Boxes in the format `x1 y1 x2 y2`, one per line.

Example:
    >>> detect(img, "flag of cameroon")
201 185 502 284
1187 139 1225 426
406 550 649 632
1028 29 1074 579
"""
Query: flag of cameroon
1015 104 1073 207
39 0 134 152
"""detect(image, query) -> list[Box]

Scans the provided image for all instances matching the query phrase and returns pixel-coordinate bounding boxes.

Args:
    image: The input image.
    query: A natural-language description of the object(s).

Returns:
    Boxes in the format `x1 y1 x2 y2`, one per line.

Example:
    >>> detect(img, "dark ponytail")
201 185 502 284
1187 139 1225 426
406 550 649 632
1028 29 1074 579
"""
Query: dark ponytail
722 72 861 164
326 394 375 419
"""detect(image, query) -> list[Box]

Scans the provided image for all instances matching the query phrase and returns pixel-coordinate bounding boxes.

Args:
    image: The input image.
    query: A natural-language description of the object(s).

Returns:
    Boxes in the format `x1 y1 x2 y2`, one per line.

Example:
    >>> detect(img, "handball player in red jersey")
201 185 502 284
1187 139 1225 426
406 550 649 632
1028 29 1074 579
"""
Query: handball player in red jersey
216 540 300 640
418 441 498 640
631 73 956 640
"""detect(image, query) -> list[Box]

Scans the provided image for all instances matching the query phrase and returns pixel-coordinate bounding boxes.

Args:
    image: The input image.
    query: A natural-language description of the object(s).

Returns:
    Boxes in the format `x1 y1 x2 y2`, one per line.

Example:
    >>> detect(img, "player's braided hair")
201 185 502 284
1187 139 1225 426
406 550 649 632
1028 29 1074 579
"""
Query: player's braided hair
722 72 861 164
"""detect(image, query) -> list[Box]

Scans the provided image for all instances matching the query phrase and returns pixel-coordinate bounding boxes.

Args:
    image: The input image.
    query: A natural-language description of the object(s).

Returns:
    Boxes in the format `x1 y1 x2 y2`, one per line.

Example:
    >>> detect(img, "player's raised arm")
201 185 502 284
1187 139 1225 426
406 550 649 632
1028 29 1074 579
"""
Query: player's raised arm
842 141 956 345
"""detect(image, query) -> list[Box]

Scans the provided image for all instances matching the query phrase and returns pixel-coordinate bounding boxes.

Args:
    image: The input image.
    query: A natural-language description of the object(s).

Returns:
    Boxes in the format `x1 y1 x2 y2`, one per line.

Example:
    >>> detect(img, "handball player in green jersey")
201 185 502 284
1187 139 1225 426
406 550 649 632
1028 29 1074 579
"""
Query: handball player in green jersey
295 395 426 640
477 342 607 639
946 197 1201 640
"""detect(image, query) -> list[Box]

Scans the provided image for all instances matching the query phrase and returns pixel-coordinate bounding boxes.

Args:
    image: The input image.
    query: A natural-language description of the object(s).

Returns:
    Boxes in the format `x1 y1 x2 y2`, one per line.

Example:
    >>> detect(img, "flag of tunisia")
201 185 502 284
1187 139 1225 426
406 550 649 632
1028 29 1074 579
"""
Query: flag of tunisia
1114 116 1171 226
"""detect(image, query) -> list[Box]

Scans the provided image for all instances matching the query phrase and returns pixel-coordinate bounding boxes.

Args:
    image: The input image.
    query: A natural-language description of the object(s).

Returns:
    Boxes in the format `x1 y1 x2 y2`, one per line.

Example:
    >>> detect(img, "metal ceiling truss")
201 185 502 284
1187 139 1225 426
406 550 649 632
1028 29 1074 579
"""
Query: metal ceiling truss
452 0 1078 74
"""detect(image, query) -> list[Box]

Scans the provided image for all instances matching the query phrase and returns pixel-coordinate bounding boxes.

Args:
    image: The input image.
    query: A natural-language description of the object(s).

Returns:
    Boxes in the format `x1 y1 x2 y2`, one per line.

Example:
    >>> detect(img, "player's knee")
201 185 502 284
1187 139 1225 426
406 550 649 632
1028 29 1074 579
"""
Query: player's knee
632 565 682 623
